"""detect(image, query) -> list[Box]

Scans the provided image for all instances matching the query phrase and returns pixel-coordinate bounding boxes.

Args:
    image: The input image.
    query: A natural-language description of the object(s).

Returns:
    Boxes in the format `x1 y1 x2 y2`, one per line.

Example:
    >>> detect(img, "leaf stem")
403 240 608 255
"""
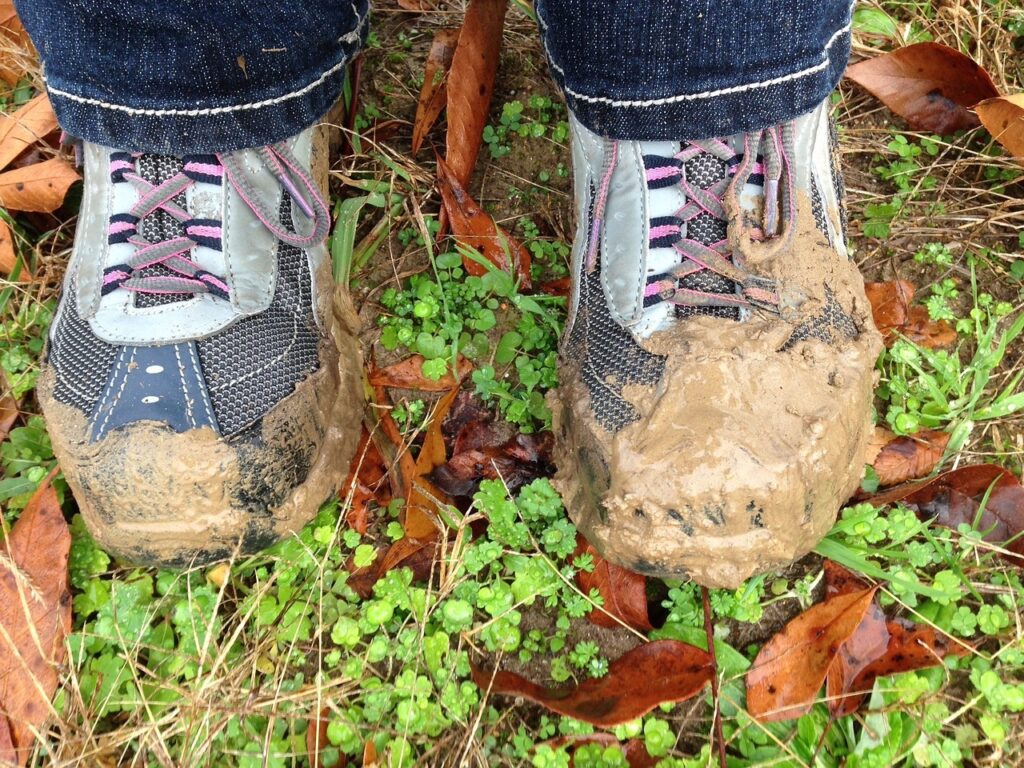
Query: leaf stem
702 586 727 768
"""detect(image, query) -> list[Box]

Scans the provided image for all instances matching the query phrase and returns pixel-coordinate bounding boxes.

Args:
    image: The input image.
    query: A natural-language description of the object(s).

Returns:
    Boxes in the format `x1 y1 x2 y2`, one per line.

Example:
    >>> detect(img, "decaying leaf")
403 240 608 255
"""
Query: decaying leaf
871 429 950 486
0 217 15 276
869 464 1024 564
0 476 72 766
339 427 391 535
0 3 31 87
444 0 507 187
0 95 58 171
574 535 652 632
436 155 531 287
411 28 461 154
746 587 878 721
404 386 461 539
864 280 956 348
975 93 1024 160
306 706 345 768
846 42 999 133
368 353 472 391
472 640 713 727
0 157 80 213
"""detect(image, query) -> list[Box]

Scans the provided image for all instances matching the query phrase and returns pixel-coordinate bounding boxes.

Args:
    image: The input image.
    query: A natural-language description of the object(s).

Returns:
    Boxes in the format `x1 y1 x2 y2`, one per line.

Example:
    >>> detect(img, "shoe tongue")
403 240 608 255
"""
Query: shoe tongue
132 154 191 308
635 135 765 338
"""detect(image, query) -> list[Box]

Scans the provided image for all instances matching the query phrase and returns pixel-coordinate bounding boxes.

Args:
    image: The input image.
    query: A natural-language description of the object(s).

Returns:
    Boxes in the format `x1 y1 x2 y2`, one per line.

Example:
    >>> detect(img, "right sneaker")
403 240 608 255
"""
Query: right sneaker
552 102 882 588
38 125 363 567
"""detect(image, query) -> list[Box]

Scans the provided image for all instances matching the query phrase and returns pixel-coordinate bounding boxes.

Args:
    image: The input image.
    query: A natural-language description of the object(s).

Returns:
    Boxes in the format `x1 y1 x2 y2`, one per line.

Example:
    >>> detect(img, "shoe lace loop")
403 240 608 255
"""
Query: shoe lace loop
102 142 329 300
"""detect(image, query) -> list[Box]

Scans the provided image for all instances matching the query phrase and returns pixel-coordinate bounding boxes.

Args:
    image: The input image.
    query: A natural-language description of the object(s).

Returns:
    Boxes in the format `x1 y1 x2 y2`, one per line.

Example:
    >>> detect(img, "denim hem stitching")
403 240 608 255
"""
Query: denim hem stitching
44 4 367 119
539 0 853 108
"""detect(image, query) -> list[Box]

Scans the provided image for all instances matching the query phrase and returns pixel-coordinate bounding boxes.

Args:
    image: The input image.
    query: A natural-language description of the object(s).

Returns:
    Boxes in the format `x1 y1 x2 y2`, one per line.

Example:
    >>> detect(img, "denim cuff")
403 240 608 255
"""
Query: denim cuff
537 0 853 140
39 7 367 154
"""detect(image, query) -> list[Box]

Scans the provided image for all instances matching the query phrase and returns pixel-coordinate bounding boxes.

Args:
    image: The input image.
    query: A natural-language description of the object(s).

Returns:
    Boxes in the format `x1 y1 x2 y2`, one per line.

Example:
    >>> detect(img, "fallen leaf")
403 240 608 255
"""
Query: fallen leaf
864 280 956 348
0 157 80 213
472 640 713 727
0 4 31 87
404 387 461 539
444 0 507 187
411 29 461 154
871 464 1024 564
865 427 896 467
347 537 439 600
0 95 58 172
339 428 391 535
368 354 472 391
396 0 431 9
0 719 13 765
575 535 652 632
975 93 1024 160
821 561 968 716
307 707 345 768
363 739 378 766
872 429 950 486
0 217 16 275
0 476 72 765
846 43 999 133
437 156 532 287
746 587 878 722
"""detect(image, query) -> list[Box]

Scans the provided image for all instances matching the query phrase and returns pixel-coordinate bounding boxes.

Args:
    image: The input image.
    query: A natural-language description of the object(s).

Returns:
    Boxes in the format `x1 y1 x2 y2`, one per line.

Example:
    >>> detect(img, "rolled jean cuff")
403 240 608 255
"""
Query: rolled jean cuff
39 8 367 155
537 0 853 141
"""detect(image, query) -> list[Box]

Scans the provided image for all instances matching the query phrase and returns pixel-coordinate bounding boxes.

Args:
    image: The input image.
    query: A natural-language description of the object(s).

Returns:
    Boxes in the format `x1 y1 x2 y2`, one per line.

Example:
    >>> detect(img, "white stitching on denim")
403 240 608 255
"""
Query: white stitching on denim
538 3 853 108
45 7 368 118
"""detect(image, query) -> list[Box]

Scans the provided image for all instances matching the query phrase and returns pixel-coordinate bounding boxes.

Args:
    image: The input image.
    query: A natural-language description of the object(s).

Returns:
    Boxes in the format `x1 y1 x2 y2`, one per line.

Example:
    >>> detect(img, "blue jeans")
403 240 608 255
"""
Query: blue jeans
16 0 852 154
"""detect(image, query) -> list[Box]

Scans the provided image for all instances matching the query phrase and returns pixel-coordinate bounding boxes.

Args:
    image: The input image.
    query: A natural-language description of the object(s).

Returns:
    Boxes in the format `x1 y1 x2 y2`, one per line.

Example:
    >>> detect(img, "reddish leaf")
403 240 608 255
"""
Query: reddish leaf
0 157 80 213
746 587 878 722
538 277 571 297
444 0 507 187
339 428 391 534
574 535 652 632
0 391 18 442
864 280 956 348
0 476 72 765
871 429 950 486
0 719 13 765
368 353 471 391
0 95 58 172
472 640 713 727
347 537 439 600
307 707 345 768
411 29 461 154
363 739 378 766
846 43 999 133
821 561 968 716
0 218 16 276
404 387 462 539
975 94 1024 160
436 156 532 287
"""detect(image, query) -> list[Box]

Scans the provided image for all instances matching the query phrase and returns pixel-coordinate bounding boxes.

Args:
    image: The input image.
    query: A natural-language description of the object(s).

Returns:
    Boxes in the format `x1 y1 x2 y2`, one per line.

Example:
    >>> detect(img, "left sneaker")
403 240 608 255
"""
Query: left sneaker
552 102 882 588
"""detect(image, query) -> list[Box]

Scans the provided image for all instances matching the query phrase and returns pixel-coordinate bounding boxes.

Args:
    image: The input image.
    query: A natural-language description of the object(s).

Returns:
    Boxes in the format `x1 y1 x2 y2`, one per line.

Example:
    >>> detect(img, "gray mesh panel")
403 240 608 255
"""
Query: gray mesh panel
197 196 320 437
48 286 119 413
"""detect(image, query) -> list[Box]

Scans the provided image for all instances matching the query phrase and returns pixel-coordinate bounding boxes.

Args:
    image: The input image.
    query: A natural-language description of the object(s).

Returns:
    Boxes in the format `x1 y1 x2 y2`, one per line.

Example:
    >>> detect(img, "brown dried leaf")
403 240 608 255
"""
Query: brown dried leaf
975 94 1024 160
0 477 72 765
404 387 461 540
872 429 950 486
411 28 460 154
368 353 471 391
396 0 431 9
0 3 31 87
0 157 80 213
846 43 999 133
0 95 58 172
306 707 345 768
472 640 713 727
746 587 878 722
437 155 531 287
0 393 17 443
0 218 14 276
444 0 507 186
339 428 391 535
864 280 956 348
575 535 652 632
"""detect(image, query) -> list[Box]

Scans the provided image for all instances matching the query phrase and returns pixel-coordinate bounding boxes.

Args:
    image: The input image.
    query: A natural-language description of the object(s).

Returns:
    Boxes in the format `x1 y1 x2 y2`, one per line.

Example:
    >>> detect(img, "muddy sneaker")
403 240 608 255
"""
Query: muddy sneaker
38 126 363 567
552 102 883 588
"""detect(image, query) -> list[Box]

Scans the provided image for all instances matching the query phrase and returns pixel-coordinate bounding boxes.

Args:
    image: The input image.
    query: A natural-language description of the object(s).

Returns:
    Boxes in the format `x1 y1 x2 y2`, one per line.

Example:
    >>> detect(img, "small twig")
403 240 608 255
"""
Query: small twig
702 586 727 768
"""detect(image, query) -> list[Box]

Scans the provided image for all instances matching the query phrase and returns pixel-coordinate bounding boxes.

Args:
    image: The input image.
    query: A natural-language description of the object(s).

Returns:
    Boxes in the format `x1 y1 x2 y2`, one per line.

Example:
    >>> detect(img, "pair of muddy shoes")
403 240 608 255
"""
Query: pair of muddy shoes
39 101 880 586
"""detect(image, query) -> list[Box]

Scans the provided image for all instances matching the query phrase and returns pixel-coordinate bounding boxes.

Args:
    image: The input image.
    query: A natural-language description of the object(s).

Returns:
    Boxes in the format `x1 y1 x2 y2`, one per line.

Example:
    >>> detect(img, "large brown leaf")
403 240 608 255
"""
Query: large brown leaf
574 536 652 632
0 95 58 172
444 0 507 187
436 155 531 287
975 94 1024 160
846 43 999 134
472 640 713 727
869 464 1024 564
864 280 956 349
0 157 80 213
871 429 950 487
0 3 31 87
0 477 72 766
411 28 461 154
746 587 878 722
